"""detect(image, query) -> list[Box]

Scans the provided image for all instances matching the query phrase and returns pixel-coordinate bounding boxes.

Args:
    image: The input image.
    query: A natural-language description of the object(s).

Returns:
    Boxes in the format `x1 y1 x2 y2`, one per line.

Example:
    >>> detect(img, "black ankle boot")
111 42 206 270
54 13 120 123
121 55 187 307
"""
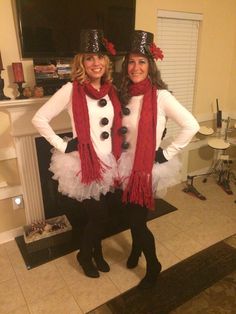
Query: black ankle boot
77 252 100 278
137 261 162 289
93 246 110 272
127 247 142 269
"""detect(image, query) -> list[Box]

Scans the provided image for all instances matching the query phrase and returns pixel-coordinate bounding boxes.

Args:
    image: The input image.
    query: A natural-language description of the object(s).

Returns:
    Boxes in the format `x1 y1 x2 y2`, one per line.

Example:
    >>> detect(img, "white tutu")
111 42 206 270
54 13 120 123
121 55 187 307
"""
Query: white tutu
49 149 118 201
152 156 181 198
118 151 181 199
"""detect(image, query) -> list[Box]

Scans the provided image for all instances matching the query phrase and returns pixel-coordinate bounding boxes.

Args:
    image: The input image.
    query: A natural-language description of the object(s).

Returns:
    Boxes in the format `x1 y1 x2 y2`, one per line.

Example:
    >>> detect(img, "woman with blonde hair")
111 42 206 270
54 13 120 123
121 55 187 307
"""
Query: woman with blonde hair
32 29 122 278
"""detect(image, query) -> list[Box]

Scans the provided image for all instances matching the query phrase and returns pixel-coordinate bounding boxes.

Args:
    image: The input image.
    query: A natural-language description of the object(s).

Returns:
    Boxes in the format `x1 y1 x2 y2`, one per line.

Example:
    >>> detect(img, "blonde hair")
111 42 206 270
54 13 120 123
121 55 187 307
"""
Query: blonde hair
71 53 113 84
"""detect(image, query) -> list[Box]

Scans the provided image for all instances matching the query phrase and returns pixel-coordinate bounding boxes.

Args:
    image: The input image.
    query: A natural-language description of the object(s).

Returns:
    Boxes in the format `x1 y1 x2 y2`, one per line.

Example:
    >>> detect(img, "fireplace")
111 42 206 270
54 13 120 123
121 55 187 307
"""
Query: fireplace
0 97 71 223
1 98 123 230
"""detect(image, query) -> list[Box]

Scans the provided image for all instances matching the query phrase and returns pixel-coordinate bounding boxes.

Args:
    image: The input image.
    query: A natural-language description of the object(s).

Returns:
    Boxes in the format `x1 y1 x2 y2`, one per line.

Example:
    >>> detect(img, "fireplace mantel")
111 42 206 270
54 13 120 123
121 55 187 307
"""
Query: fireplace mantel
0 97 71 136
0 98 72 223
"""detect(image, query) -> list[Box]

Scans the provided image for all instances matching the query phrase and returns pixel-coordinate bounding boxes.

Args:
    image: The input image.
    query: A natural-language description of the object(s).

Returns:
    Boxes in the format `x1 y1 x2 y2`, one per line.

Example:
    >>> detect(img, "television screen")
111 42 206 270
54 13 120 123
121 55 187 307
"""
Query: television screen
15 0 136 58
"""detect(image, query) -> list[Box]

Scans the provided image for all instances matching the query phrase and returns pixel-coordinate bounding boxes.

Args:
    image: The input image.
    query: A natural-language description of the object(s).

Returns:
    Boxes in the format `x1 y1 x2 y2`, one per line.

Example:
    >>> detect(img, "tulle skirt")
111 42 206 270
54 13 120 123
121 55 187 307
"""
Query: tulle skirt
49 149 118 201
118 151 181 199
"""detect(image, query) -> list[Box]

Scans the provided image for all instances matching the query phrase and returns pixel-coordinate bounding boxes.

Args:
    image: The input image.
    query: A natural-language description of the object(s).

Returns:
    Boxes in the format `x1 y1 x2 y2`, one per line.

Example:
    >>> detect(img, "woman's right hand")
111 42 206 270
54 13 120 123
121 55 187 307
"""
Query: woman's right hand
65 137 78 153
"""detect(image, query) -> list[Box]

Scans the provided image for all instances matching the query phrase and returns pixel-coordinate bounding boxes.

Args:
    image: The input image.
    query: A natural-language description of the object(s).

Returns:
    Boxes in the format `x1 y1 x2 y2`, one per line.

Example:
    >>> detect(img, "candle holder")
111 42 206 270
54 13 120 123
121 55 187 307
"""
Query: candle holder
0 71 11 101
15 81 28 100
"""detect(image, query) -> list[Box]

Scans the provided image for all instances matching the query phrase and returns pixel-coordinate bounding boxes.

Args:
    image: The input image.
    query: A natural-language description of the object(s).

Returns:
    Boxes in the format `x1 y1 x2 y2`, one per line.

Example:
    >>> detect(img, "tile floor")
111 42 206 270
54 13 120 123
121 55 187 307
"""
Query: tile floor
0 176 236 314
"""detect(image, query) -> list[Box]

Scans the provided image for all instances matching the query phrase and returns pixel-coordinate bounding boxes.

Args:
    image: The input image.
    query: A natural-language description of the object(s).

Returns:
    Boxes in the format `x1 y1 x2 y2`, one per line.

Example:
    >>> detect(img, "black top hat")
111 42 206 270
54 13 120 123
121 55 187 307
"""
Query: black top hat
79 29 116 55
129 30 164 60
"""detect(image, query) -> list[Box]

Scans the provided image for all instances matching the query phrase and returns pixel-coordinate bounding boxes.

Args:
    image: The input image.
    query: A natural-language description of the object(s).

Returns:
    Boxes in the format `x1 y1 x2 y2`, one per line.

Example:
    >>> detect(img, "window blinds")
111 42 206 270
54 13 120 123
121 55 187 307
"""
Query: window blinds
157 11 202 137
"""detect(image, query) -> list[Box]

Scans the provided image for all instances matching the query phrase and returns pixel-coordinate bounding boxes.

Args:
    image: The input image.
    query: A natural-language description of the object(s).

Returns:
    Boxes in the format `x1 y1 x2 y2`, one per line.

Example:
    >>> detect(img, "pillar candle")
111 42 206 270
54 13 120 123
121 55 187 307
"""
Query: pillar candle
0 52 3 70
12 62 25 82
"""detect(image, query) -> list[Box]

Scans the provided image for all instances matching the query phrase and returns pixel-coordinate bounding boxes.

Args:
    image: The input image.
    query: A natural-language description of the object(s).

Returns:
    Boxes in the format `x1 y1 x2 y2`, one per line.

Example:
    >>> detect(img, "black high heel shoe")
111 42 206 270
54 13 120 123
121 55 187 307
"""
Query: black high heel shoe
77 252 100 278
93 246 110 272
137 261 162 289
127 247 142 269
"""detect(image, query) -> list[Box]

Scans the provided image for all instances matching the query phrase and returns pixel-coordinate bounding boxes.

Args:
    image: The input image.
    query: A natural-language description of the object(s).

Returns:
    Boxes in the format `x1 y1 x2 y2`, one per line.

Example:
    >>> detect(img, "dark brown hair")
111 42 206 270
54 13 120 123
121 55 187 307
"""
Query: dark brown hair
119 54 168 106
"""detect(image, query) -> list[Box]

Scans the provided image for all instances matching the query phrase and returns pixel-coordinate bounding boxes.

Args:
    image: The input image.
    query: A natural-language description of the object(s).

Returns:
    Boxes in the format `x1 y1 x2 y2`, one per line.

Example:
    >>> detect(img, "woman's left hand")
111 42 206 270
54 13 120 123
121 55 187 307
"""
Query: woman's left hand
155 147 168 163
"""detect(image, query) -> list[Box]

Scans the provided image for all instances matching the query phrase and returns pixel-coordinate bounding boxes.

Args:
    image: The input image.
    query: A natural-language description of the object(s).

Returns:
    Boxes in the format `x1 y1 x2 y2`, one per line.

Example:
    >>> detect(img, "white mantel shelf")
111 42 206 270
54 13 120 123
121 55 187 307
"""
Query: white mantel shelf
0 97 49 109
0 97 72 223
0 97 71 137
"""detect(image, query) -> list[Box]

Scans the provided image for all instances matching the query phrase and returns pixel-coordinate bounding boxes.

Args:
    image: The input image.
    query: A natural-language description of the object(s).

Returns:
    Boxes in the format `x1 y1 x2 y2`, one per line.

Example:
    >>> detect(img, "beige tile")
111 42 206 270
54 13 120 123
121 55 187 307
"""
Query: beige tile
0 245 15 283
107 259 146 293
0 278 26 314
214 202 236 220
28 287 82 314
8 249 28 275
156 240 181 271
1 177 235 313
162 232 204 260
15 261 66 304
185 221 236 248
3 240 21 256
102 231 132 265
8 305 30 314
54 252 83 287
70 274 120 313
148 218 182 242
156 209 202 232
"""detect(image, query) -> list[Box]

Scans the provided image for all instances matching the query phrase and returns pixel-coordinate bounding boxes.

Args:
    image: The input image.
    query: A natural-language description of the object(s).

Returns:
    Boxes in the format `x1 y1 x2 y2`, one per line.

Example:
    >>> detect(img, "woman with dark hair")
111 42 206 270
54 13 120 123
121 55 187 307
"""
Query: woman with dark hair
118 30 199 289
32 29 122 278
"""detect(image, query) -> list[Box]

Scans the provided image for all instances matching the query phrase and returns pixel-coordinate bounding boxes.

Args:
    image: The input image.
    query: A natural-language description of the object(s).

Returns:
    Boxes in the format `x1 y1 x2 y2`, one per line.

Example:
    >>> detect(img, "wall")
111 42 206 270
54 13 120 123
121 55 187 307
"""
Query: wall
0 0 236 234
136 0 236 116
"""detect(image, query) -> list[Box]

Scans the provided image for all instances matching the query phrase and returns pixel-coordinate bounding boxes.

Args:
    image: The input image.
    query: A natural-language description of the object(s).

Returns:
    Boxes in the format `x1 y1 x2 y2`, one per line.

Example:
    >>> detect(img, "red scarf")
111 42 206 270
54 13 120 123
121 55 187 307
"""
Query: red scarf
122 78 157 208
72 80 122 184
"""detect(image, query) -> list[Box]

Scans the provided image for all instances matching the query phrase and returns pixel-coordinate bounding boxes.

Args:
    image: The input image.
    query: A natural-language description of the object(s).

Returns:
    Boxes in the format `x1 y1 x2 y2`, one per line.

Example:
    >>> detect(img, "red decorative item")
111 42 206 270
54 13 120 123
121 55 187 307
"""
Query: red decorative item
12 62 25 82
149 43 164 61
102 38 116 56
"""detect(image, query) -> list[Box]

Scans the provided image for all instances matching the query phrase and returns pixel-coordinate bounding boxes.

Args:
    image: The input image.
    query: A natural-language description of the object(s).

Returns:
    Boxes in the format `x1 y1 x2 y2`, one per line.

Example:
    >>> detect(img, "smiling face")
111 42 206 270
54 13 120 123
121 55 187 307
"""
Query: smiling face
83 53 106 85
127 53 149 83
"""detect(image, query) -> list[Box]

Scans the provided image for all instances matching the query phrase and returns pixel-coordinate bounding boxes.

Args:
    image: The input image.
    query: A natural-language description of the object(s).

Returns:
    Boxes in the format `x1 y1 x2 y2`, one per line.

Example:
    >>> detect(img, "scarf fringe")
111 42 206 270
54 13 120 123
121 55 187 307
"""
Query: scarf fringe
122 171 154 208
79 143 105 184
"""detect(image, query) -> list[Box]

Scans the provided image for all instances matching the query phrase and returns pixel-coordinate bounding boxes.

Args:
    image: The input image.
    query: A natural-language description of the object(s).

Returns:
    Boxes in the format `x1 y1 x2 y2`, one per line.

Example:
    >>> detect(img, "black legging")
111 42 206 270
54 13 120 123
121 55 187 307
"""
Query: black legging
125 203 158 269
79 194 109 260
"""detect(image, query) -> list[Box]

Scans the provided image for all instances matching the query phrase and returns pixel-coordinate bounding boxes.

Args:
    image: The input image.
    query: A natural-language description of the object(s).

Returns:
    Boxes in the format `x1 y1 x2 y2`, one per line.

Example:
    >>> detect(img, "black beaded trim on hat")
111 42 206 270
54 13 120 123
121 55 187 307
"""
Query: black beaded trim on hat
130 30 154 57
80 29 106 54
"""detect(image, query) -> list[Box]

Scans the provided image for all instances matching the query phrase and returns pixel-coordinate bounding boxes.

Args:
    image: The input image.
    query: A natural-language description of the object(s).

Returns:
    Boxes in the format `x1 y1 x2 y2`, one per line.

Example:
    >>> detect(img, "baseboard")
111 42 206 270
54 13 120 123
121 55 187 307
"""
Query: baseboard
0 227 23 244
188 167 210 177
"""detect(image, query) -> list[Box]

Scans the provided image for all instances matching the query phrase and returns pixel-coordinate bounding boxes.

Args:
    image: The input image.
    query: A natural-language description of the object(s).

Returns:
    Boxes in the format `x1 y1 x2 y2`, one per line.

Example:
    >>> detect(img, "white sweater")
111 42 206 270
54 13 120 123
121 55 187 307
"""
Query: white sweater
32 82 115 156
122 89 200 160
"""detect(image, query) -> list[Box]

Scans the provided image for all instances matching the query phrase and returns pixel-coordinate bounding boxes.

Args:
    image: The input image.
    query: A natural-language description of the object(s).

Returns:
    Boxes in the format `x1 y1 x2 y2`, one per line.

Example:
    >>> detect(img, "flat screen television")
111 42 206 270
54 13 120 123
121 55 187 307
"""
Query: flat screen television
14 0 136 58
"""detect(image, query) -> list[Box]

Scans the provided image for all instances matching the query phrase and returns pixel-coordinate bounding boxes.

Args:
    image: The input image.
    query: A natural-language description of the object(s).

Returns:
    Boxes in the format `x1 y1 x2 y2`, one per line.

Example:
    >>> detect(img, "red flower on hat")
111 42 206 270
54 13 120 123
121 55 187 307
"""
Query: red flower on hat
149 43 164 61
103 38 116 55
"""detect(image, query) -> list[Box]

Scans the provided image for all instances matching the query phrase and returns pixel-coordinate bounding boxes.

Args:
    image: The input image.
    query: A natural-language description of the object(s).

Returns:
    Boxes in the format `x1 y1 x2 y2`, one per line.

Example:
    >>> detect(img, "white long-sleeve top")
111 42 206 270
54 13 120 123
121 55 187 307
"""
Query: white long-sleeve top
122 89 199 160
32 82 115 156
